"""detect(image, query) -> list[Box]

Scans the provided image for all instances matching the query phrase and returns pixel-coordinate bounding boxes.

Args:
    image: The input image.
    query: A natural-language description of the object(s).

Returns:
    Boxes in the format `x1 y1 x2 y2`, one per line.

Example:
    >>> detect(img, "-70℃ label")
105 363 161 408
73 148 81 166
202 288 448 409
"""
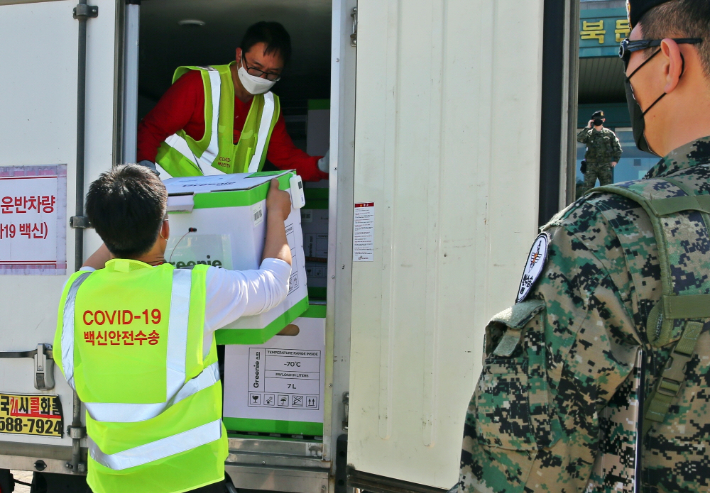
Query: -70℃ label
248 348 321 410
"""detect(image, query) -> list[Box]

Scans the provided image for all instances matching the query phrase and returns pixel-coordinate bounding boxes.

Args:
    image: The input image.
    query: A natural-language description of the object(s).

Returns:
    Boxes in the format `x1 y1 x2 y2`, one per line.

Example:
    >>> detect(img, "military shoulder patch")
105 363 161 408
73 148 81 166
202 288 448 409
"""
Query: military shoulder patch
516 232 550 304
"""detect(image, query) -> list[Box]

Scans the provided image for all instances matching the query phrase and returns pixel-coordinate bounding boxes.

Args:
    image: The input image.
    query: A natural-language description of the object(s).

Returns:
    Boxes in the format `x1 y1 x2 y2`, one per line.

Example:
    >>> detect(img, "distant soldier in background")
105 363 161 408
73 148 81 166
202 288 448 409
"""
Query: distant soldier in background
577 110 623 193
457 0 710 492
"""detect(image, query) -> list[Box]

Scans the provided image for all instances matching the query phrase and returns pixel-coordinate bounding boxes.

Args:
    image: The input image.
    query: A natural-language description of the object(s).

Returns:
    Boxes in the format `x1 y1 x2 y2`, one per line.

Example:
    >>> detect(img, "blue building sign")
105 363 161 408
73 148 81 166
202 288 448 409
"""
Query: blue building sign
580 8 629 58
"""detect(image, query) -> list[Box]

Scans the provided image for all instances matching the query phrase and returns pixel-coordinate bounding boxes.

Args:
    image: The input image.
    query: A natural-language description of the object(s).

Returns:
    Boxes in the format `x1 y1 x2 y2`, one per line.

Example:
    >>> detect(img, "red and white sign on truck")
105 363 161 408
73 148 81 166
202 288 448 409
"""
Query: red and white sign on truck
0 165 67 274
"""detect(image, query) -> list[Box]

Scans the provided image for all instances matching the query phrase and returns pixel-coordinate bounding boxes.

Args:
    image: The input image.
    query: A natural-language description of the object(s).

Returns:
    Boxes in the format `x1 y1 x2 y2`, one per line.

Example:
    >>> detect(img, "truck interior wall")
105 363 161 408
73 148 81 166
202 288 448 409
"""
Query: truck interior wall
348 0 545 488
138 0 345 486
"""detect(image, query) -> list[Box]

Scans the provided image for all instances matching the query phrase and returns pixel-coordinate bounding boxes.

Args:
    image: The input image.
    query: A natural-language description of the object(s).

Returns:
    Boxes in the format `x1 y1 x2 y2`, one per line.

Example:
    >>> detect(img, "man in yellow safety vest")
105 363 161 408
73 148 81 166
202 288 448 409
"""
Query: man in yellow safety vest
53 164 293 493
137 21 329 182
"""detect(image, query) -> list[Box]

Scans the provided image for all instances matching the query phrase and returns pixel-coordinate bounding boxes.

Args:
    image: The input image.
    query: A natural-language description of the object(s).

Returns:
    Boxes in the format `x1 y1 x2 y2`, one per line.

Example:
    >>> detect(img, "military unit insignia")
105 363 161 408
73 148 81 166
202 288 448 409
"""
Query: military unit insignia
516 232 550 304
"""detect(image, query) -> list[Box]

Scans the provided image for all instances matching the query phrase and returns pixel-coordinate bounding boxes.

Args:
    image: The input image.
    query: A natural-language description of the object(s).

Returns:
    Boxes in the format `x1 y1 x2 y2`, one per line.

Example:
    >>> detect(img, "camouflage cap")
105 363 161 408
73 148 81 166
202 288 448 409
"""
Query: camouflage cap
592 110 605 119
627 0 673 28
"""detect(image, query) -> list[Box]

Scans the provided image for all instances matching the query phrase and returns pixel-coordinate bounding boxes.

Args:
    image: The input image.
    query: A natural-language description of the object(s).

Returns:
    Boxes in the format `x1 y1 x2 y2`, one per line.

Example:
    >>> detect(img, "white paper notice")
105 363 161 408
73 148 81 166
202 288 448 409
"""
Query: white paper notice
0 165 67 275
353 202 375 262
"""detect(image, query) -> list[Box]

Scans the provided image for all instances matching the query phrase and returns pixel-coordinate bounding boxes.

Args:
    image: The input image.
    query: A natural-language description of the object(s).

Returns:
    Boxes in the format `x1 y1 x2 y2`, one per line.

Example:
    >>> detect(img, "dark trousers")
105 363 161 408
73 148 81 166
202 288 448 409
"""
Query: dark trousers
187 480 226 493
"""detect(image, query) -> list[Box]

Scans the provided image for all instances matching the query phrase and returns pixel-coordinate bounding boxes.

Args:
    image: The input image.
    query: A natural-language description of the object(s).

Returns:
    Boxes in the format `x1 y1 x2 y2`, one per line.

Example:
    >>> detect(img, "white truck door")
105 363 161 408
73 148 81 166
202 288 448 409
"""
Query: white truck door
348 0 545 490
0 0 118 473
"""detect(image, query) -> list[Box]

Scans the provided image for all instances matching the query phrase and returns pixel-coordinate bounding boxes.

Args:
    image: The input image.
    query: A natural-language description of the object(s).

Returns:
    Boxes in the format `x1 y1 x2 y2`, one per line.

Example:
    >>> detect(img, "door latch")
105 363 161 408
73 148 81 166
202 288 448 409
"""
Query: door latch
70 215 92 229
34 344 55 390
0 344 55 390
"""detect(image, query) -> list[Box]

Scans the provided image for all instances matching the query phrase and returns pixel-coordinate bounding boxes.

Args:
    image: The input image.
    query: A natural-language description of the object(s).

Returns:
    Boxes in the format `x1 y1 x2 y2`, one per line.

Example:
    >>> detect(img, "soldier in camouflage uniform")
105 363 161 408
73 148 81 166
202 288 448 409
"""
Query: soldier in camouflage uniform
457 1 710 492
577 110 623 193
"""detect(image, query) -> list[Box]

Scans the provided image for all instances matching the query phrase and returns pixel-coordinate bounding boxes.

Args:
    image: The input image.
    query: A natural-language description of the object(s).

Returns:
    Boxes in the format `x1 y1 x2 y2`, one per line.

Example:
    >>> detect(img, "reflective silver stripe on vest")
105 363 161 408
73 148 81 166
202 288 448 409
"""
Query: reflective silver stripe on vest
81 269 199 423
84 361 219 423
165 268 191 395
247 91 275 173
165 67 221 172
88 418 222 470
61 272 93 389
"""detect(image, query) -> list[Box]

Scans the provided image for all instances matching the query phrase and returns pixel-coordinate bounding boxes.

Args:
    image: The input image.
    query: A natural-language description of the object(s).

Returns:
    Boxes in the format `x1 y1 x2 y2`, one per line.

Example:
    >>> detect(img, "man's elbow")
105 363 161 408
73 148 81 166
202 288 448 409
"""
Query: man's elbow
258 273 291 314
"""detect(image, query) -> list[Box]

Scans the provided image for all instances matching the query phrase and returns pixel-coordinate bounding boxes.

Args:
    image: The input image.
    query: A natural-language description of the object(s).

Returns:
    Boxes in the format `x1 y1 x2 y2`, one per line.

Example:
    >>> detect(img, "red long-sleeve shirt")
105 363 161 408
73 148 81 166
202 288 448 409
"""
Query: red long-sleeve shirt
137 70 327 182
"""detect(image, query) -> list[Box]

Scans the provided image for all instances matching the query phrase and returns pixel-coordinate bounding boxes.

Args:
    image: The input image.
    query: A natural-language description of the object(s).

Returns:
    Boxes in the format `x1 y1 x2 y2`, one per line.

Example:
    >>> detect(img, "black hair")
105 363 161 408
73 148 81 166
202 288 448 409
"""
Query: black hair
85 164 167 259
640 0 710 78
239 21 292 66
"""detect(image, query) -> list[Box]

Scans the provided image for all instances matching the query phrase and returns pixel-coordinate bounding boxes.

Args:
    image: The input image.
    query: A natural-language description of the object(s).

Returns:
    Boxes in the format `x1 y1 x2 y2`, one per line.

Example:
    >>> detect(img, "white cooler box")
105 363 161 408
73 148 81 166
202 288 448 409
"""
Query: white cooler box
163 171 309 345
223 304 326 436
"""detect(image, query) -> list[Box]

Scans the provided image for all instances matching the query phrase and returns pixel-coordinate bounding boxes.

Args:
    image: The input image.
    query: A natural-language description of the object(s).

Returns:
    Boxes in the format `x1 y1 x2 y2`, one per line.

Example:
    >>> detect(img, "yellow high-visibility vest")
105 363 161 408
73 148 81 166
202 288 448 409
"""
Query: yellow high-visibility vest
156 62 281 177
54 259 227 493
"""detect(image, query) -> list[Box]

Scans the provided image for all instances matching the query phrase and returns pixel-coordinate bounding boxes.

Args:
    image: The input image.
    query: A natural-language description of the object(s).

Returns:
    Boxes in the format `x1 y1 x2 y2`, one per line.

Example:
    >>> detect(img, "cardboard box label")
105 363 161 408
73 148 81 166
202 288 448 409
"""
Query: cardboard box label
223 314 325 428
167 234 233 269
251 203 264 227
305 234 328 259
248 348 322 410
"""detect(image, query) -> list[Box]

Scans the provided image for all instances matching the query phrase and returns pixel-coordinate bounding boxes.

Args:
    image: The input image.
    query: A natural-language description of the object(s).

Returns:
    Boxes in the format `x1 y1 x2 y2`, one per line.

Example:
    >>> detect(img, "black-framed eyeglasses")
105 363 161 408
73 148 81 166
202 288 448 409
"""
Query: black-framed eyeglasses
242 54 282 82
619 37 702 70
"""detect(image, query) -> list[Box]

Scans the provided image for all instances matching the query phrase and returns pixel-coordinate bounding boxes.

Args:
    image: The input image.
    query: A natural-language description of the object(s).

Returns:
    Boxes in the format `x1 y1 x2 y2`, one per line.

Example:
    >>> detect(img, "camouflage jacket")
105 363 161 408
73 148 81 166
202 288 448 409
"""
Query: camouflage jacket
459 136 710 493
577 127 623 163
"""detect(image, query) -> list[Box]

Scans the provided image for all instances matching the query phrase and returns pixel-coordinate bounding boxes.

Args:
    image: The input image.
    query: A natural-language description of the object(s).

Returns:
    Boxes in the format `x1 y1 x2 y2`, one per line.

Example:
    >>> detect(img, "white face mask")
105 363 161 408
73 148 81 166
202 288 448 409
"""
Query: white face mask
237 61 277 95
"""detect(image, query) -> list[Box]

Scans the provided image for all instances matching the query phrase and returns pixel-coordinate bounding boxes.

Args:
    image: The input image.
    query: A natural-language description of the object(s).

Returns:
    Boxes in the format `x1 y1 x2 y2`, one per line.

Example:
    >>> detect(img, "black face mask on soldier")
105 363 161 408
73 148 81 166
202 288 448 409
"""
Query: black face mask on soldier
624 49 686 156
593 118 604 126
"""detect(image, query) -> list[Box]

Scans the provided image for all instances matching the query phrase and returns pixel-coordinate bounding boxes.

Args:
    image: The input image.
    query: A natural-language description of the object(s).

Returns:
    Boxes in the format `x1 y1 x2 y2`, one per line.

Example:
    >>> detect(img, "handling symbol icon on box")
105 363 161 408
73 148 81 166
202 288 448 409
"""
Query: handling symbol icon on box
306 396 318 408
277 394 289 407
264 394 275 406
292 395 304 407
249 393 262 406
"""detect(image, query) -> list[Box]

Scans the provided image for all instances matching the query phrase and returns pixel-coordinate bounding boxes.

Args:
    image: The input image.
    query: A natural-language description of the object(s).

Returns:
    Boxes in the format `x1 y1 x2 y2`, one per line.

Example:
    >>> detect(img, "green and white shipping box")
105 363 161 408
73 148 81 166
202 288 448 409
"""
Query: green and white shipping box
223 304 326 436
164 171 309 345
301 207 329 292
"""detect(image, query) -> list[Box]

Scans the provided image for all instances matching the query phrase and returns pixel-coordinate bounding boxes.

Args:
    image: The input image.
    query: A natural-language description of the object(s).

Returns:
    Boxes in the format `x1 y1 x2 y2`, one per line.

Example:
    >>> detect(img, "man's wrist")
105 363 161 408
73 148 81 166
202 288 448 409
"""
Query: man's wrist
267 210 287 222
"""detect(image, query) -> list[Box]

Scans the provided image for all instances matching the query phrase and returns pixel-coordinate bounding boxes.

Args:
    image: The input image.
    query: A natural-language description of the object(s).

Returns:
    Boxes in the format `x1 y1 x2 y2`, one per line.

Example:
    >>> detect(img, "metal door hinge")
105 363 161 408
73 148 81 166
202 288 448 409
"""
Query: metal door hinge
342 392 349 431
70 215 91 229
0 344 55 390
68 425 86 440
335 435 348 493
64 458 87 473
350 7 358 47
73 4 98 20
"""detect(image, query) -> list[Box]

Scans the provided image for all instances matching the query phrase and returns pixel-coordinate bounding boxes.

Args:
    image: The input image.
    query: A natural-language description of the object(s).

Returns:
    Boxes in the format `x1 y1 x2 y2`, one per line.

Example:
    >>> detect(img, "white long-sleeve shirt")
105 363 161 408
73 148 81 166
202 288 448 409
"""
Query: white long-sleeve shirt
79 258 291 356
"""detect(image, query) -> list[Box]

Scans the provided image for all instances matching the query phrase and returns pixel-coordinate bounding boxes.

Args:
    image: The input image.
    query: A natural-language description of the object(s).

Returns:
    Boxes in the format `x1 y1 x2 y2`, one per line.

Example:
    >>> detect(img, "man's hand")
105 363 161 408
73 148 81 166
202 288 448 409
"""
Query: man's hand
261 179 293 265
266 179 291 220
82 243 113 270
611 161 618 167
588 120 594 128
318 149 330 173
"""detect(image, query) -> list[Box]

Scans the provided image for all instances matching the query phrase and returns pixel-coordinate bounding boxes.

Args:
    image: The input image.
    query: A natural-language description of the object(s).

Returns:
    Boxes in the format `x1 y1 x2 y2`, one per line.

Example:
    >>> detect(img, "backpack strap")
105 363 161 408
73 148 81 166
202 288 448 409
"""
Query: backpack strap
593 172 710 436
